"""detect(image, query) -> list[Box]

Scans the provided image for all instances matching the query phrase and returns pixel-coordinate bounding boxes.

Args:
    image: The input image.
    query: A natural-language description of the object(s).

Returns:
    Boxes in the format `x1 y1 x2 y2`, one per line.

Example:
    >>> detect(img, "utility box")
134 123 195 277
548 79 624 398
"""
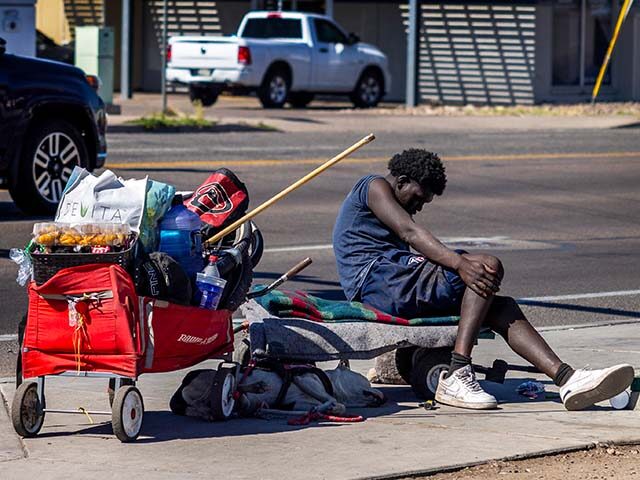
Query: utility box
75 26 114 105
0 0 36 57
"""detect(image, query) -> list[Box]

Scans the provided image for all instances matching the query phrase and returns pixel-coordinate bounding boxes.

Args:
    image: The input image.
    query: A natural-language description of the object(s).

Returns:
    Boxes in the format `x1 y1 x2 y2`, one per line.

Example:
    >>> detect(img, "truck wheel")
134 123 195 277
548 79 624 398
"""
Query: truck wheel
350 69 383 108
10 119 87 215
409 347 452 400
288 92 314 108
258 68 290 109
189 85 219 107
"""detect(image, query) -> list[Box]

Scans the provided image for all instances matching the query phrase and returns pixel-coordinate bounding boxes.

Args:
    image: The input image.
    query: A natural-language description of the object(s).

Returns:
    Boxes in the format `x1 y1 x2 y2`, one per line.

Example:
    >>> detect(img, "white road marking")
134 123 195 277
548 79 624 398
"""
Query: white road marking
0 334 17 341
264 244 333 253
518 290 640 303
263 236 554 253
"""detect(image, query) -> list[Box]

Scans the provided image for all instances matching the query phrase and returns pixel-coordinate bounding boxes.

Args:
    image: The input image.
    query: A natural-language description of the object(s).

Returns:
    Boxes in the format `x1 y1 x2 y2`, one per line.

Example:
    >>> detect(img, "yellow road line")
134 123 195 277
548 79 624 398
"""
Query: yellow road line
106 151 640 170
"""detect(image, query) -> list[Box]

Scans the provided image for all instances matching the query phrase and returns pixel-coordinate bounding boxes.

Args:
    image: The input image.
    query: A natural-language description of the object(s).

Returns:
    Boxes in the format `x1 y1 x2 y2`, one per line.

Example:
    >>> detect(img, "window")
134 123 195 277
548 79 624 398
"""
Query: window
584 0 612 85
313 18 348 44
241 18 303 39
552 0 612 86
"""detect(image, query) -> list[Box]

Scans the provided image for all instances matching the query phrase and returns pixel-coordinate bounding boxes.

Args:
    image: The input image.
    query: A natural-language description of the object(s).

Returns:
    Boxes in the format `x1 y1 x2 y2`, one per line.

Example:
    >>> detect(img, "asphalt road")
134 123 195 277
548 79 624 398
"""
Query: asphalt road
1 112 639 375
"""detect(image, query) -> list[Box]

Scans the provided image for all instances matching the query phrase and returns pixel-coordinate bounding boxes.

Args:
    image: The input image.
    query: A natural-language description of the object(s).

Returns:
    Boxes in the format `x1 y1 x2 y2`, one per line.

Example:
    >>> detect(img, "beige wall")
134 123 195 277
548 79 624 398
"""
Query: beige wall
36 0 72 44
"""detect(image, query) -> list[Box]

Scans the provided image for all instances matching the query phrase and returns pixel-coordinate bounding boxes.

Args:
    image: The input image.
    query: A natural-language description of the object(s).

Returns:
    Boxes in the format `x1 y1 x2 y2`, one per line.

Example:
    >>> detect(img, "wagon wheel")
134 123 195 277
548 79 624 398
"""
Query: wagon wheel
395 346 418 385
107 378 136 407
112 385 144 442
410 347 453 400
211 364 237 421
11 381 45 437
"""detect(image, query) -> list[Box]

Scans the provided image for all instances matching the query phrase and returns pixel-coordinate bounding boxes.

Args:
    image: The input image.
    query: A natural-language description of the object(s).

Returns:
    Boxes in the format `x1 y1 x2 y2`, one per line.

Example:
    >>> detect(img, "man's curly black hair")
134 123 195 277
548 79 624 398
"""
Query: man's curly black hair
388 149 447 195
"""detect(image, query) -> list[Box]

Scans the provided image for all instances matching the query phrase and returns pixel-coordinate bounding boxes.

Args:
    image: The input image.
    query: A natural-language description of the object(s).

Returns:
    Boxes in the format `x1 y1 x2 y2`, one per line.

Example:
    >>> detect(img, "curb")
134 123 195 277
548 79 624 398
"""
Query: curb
357 441 640 480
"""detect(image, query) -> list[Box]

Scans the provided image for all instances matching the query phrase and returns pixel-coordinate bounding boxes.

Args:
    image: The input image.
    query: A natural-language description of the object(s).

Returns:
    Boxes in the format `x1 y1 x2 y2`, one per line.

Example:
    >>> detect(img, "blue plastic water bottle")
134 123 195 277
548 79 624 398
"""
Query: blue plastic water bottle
158 194 203 278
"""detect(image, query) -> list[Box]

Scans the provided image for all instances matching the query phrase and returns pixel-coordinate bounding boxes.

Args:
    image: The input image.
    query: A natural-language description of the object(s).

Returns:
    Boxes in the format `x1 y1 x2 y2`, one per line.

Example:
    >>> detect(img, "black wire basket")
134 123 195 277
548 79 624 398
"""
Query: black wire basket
31 242 136 285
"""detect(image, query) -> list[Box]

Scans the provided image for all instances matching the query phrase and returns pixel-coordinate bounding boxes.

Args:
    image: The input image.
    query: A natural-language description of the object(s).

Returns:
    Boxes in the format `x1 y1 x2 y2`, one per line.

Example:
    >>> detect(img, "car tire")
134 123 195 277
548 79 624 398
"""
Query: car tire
288 92 314 108
258 68 290 109
189 85 219 107
10 119 88 215
350 69 384 108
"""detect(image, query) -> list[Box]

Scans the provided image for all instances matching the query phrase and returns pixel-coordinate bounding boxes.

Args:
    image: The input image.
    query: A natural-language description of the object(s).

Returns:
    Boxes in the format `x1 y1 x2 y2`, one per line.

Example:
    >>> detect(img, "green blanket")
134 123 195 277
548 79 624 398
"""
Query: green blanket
254 288 460 326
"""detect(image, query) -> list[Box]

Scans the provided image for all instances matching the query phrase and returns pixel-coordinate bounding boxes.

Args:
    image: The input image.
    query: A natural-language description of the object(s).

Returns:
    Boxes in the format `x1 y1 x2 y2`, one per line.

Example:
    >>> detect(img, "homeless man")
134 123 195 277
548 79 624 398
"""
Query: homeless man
332 148 634 410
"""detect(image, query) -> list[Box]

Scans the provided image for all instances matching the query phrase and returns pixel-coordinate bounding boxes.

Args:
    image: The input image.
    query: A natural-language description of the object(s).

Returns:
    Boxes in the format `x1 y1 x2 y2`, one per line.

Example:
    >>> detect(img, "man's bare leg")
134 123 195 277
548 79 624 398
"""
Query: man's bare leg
442 254 633 412
485 296 562 378
452 254 562 378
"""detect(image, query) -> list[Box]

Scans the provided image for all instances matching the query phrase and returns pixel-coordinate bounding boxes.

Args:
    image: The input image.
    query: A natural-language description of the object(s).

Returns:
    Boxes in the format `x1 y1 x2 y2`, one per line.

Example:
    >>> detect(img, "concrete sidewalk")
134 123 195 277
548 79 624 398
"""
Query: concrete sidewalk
106 93 640 134
1 321 639 479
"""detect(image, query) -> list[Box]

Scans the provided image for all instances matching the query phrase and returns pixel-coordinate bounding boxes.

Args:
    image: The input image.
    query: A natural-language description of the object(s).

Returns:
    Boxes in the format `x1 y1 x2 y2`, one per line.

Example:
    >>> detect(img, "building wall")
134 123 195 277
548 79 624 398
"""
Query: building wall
615 10 640 101
333 2 407 101
414 3 536 105
534 2 639 103
36 0 71 44
140 0 250 91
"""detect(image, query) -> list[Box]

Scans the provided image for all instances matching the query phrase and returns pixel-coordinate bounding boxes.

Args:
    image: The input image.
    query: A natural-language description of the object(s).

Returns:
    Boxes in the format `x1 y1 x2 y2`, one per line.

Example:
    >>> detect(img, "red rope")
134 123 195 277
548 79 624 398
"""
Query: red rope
232 359 257 401
288 409 364 426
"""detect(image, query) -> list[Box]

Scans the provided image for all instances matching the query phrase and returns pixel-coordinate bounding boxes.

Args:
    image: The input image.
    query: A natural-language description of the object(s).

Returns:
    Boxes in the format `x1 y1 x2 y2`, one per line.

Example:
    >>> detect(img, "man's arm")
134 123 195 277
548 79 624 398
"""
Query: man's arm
367 178 499 297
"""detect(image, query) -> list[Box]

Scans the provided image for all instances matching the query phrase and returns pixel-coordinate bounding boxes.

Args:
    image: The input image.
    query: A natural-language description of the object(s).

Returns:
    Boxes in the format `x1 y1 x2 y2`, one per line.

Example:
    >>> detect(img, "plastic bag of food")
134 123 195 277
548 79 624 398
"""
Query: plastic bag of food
32 222 132 248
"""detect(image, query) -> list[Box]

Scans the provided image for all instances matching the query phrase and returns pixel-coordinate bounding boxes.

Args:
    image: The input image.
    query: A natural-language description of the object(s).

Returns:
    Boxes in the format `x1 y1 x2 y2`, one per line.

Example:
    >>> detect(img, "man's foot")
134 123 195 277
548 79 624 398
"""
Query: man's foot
435 365 498 410
560 364 634 411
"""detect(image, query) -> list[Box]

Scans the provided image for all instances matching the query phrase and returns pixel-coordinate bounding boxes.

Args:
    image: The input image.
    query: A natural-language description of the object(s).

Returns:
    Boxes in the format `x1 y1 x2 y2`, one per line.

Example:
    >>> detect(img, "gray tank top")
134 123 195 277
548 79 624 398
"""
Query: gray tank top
332 175 409 301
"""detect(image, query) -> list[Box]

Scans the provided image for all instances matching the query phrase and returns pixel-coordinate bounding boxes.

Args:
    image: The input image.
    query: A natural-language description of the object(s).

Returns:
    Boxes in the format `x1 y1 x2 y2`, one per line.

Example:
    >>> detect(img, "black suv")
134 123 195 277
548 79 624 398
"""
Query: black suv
0 38 107 214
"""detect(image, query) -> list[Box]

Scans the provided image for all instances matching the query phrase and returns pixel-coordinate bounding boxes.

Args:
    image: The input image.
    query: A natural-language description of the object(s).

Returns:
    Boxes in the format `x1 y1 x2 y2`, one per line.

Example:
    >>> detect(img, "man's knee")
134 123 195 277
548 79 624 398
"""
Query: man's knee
462 253 504 278
480 255 504 279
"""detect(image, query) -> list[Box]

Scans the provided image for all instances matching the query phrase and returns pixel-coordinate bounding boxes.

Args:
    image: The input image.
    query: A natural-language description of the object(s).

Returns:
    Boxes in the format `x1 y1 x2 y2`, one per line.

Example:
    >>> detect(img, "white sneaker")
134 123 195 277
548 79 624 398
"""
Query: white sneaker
560 364 634 411
435 365 498 410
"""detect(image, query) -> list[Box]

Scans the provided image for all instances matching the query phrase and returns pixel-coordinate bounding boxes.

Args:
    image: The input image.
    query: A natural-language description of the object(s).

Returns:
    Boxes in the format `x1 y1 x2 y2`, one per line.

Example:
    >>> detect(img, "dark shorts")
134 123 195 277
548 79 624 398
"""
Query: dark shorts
359 250 466 319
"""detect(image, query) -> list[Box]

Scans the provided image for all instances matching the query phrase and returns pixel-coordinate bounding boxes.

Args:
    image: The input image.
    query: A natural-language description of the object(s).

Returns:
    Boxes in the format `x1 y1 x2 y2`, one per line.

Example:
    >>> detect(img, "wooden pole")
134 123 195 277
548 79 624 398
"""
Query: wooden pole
591 0 634 104
204 133 375 245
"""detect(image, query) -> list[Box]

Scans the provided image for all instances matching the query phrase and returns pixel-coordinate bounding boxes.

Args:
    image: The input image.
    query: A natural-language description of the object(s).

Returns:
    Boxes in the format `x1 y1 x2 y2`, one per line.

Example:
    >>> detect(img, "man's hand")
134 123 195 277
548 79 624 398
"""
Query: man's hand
457 257 501 298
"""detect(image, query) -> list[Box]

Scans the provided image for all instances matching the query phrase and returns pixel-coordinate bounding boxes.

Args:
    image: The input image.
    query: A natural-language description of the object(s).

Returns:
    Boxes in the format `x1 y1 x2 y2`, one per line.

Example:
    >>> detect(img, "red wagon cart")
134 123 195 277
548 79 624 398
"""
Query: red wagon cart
12 262 239 442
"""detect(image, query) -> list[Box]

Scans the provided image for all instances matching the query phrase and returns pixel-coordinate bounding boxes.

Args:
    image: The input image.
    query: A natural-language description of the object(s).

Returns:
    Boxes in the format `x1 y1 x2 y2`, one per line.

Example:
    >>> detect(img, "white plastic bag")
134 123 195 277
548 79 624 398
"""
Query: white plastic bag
10 248 32 286
55 167 148 233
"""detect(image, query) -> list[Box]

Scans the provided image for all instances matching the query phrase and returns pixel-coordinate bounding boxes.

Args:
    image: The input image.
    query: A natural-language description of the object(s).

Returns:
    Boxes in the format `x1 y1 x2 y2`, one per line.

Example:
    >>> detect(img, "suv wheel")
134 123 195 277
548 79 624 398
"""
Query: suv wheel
10 119 88 215
258 68 290 109
350 70 383 108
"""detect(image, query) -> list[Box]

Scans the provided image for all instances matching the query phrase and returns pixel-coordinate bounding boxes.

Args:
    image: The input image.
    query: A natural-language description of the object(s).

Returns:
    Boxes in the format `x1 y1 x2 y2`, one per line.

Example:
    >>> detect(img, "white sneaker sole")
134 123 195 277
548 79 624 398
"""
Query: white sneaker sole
563 365 635 411
435 390 498 410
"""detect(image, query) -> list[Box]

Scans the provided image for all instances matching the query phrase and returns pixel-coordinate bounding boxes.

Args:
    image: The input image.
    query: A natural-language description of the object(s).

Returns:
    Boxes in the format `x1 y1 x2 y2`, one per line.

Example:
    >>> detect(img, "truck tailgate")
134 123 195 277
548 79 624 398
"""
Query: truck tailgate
169 37 240 69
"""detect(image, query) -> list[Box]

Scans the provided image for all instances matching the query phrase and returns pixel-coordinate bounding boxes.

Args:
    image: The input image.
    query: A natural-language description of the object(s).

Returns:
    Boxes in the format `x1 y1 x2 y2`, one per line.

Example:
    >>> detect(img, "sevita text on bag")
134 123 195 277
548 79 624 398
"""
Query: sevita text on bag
55 167 148 233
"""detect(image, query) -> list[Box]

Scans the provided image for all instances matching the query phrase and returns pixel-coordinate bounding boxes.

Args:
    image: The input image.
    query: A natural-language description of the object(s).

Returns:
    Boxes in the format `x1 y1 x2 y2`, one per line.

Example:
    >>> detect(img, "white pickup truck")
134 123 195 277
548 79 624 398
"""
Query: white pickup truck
166 11 391 109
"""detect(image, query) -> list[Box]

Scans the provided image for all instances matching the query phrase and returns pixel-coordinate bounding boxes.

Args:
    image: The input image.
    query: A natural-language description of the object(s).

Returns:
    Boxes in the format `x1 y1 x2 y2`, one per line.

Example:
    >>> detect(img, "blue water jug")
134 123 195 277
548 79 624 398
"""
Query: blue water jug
158 194 203 278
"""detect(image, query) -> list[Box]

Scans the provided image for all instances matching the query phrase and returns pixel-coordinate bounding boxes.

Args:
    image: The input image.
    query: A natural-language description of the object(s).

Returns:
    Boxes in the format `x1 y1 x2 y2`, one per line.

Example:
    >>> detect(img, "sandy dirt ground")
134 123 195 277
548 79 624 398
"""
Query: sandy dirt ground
405 444 640 479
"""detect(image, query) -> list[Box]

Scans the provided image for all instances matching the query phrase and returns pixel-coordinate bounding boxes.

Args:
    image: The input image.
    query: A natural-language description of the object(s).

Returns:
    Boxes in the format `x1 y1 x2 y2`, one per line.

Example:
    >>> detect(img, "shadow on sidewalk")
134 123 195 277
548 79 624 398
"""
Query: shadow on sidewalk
34 390 411 443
